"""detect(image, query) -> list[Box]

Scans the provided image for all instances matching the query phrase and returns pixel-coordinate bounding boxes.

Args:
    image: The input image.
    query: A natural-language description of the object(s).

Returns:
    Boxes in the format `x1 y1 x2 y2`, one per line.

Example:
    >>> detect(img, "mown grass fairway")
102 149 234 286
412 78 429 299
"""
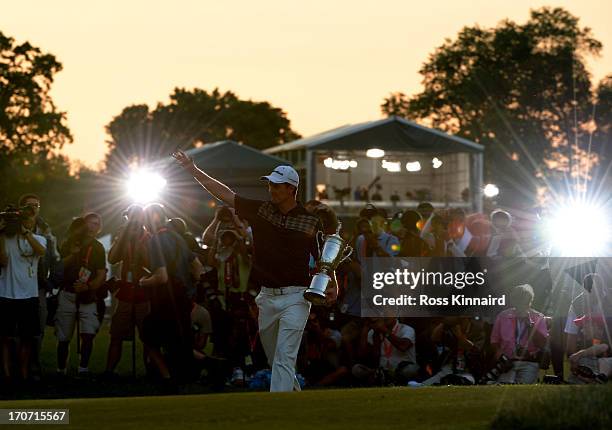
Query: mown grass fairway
0 385 580 430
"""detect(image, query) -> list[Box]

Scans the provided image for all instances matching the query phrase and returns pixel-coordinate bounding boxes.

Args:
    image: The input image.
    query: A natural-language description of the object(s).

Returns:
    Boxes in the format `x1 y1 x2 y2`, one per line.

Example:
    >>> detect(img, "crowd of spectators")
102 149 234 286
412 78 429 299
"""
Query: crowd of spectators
1 193 611 394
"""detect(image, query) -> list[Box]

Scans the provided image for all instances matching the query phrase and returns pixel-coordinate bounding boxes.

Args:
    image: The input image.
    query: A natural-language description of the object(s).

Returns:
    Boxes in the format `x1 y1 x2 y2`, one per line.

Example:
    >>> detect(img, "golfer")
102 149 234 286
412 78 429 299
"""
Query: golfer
173 150 337 392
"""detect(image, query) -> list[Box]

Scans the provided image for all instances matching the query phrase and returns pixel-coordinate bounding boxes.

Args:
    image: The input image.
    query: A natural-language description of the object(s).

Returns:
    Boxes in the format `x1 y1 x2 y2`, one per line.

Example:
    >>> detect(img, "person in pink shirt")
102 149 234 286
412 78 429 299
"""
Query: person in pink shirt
490 284 548 383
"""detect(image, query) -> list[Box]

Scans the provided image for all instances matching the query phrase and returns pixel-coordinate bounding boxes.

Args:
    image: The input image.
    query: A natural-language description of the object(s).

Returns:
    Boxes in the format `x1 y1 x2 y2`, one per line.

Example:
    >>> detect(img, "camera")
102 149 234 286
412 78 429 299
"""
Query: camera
575 365 608 384
480 354 513 383
359 204 379 220
215 207 243 248
218 229 241 246
218 206 234 223
0 204 36 236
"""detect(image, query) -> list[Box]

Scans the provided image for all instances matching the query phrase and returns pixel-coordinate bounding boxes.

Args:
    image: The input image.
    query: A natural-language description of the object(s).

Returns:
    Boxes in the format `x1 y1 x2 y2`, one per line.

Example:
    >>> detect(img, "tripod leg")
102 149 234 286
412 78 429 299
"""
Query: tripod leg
132 303 136 379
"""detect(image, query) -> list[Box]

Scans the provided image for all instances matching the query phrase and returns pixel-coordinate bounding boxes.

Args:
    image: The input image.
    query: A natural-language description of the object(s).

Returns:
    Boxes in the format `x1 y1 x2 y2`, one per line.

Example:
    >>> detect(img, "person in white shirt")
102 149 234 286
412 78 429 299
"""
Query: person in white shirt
352 317 419 385
0 209 46 383
564 273 612 383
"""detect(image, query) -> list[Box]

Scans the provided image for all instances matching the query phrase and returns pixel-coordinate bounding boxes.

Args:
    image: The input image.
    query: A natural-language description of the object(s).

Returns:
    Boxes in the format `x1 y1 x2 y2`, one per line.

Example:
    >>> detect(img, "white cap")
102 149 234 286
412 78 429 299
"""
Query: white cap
260 165 299 187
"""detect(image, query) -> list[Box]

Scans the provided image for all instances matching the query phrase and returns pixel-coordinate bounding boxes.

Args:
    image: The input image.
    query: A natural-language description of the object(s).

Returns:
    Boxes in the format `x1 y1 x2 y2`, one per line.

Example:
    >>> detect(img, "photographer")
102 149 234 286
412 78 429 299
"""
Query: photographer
302 310 350 386
202 206 251 248
490 284 548 384
564 273 612 384
168 218 200 252
191 302 213 361
103 205 151 379
419 317 481 386
18 194 60 381
398 210 430 257
354 208 400 262
565 273 611 354
568 314 611 384
139 204 202 391
55 214 107 377
428 214 450 257
0 205 47 385
486 210 524 258
204 206 253 382
352 317 418 386
168 217 206 299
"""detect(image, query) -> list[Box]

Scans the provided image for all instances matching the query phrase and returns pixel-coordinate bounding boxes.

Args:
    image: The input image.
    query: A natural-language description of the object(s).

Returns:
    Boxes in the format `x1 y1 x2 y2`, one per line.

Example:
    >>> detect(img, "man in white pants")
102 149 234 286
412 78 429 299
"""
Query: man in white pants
173 150 337 392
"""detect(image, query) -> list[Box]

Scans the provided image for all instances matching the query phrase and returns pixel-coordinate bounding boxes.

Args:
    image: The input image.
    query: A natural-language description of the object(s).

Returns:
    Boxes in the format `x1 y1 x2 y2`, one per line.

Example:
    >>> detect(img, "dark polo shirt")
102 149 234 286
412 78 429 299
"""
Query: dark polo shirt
235 195 320 289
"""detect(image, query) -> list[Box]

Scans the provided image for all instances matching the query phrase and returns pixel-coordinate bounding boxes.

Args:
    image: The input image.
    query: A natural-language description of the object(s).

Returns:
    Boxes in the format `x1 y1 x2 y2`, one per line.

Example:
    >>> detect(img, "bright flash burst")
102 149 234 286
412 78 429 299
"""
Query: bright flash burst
126 169 167 204
544 203 610 257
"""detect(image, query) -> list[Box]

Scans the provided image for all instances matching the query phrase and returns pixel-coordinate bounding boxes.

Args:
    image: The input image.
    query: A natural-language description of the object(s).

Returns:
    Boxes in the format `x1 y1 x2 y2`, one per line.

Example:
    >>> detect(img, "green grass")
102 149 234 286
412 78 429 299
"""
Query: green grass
39 322 148 377
491 384 612 430
0 385 576 430
5 328 609 429
4 322 606 429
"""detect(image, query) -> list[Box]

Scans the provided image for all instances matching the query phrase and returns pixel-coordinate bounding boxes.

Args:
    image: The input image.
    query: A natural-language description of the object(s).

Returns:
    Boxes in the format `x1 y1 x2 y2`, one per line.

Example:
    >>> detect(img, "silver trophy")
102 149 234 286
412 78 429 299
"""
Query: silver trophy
304 223 352 305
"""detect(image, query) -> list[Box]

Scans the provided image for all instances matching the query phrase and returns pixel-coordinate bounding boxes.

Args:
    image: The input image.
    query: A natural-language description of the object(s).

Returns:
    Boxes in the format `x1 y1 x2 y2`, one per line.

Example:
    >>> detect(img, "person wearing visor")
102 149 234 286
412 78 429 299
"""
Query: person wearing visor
173 150 334 392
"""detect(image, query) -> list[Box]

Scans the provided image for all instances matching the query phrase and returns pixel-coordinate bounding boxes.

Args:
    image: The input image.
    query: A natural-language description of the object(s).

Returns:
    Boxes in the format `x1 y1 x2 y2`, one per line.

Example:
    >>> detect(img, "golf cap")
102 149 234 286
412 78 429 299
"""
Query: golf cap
260 165 299 187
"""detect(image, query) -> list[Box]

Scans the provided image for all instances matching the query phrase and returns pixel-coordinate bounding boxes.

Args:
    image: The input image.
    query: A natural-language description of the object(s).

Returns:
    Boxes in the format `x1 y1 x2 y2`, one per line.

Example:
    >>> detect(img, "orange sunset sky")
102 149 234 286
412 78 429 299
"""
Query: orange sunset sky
1 0 610 169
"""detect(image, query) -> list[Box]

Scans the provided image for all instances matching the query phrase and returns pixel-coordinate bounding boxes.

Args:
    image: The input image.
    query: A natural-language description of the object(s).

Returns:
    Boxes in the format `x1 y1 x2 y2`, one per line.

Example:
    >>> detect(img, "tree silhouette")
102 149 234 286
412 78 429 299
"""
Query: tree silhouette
382 7 607 206
0 31 87 225
0 31 72 157
104 88 300 172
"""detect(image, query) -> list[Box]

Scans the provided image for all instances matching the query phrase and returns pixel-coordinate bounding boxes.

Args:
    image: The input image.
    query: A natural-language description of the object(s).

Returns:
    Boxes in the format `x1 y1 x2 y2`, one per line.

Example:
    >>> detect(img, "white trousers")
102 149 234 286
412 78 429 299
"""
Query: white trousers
256 286 311 392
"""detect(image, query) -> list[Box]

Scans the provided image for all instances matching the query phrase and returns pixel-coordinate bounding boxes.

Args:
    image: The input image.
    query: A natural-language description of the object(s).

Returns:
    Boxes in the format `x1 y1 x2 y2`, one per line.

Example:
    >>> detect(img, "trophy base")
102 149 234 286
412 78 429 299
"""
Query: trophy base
304 273 330 305
304 289 327 306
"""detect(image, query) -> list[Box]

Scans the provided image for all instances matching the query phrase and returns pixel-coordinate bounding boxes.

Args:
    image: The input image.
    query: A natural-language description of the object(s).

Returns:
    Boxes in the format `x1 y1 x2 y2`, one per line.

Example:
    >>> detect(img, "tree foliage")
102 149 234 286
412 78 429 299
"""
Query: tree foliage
0 31 72 156
0 31 95 235
382 7 607 205
104 88 300 172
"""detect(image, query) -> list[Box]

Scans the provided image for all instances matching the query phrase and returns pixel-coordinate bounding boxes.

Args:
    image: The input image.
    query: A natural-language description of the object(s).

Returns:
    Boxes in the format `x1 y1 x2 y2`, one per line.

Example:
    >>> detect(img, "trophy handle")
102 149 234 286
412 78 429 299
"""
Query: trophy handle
340 245 353 263
316 231 325 253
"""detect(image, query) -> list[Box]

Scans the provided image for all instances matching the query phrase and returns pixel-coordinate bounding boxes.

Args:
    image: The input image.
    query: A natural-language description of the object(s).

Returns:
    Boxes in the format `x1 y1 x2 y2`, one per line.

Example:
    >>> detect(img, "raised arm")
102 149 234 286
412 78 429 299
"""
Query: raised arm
173 150 236 207
23 228 46 257
108 227 128 264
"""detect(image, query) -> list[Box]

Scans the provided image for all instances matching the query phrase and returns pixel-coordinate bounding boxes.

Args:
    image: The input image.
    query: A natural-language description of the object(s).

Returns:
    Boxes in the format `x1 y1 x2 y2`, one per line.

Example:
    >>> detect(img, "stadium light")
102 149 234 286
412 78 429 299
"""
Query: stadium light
366 148 385 158
126 169 167 203
432 157 443 169
483 183 499 198
323 157 358 170
405 161 421 172
544 203 610 256
335 160 350 170
382 160 401 172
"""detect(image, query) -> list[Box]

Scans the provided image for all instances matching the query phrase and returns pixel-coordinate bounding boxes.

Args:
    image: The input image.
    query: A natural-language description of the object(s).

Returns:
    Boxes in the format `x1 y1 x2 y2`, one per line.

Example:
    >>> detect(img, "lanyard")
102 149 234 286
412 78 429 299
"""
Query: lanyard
17 236 36 258
17 236 36 277
514 315 529 348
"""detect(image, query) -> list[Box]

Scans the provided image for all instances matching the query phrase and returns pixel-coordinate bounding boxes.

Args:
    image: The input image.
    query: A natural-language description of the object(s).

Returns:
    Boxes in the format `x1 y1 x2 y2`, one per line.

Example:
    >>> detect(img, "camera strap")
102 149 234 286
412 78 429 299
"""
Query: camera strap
77 245 94 284
514 316 529 354
17 236 36 277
